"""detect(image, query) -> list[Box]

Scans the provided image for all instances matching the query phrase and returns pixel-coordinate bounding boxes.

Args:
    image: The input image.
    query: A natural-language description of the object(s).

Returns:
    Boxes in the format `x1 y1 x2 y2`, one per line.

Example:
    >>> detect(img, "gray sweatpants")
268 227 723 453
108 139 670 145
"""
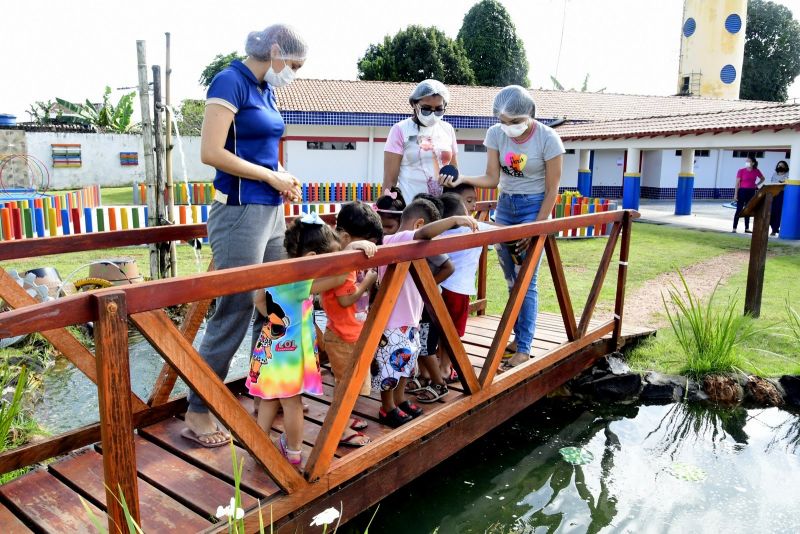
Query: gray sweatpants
187 201 286 413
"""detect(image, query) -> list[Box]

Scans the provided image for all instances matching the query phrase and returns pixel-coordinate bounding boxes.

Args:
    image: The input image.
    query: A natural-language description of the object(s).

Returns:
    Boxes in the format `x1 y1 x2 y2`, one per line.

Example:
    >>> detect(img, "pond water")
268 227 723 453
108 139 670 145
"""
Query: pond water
345 399 800 534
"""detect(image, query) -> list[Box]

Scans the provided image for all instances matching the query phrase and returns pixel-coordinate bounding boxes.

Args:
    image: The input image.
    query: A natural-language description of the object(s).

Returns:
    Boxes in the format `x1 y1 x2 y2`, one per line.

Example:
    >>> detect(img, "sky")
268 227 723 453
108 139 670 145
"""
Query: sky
3 0 800 121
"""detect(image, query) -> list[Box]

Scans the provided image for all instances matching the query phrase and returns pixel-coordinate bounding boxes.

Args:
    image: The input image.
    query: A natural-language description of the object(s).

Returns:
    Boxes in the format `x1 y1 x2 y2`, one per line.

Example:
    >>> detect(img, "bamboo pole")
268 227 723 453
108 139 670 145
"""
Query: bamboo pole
136 41 159 280
165 32 177 277
152 65 168 279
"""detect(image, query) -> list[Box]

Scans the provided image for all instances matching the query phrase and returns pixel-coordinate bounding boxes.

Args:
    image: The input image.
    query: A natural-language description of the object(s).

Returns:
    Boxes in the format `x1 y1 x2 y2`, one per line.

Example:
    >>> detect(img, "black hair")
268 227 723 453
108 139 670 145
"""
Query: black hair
776 160 789 173
402 198 440 225
336 201 384 243
447 182 476 197
375 187 406 222
746 156 759 168
440 193 466 218
413 193 444 218
284 217 340 258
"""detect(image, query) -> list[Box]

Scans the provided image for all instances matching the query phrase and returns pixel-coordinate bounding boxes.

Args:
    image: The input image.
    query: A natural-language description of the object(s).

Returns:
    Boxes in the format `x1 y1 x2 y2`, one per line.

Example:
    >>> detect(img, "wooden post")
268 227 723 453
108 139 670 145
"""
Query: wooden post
611 211 632 348
544 235 578 341
475 207 489 316
742 184 783 317
93 291 140 531
136 41 159 280
577 222 622 337
164 32 178 278
152 65 169 279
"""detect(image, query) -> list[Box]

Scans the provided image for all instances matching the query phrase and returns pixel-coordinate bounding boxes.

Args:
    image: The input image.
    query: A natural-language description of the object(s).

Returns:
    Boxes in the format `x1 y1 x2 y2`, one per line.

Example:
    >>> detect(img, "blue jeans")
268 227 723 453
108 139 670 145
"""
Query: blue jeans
494 193 545 355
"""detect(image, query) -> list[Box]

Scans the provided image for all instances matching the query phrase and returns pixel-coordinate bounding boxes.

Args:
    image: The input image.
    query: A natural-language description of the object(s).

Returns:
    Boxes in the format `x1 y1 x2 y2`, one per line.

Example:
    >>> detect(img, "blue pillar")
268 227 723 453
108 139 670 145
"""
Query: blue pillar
779 180 800 239
675 173 695 215
578 169 592 197
622 173 641 210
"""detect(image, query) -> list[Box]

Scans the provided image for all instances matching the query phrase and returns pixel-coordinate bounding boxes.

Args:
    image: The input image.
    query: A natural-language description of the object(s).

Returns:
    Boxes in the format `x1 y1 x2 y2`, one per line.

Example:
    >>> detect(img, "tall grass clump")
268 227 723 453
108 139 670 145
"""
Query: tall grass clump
663 272 758 378
786 298 800 348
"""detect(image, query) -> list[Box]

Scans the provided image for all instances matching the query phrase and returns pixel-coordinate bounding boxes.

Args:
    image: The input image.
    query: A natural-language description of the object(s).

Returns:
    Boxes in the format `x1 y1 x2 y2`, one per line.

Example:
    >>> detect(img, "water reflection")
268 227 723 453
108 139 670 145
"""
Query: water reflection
346 400 800 534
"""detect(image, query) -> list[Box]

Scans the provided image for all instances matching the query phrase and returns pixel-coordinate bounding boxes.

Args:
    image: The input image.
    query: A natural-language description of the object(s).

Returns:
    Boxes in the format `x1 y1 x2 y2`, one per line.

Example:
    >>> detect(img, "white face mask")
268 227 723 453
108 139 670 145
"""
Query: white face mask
416 110 440 127
265 59 296 88
501 121 528 138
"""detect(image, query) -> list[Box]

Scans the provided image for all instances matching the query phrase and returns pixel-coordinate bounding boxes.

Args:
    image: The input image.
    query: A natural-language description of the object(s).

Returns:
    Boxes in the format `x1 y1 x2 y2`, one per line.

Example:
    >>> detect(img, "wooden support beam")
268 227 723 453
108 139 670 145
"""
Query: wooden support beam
129 309 307 493
304 262 409 482
612 212 632 348
544 236 578 341
743 187 779 318
478 235 547 387
576 222 621 337
148 260 215 406
410 259 481 394
0 268 148 412
93 291 140 531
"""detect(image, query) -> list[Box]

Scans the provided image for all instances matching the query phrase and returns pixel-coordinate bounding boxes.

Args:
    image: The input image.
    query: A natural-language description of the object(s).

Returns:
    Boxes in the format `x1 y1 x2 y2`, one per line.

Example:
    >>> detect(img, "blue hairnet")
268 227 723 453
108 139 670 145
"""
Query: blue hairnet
409 79 450 105
493 85 536 118
246 24 308 62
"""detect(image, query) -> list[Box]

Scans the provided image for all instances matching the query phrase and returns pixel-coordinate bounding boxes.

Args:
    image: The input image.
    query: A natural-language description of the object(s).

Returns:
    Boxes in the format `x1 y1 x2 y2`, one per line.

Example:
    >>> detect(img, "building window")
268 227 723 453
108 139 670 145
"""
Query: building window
680 76 690 95
564 148 576 154
307 141 356 150
733 150 765 159
786 150 792 159
675 149 709 157
464 144 487 153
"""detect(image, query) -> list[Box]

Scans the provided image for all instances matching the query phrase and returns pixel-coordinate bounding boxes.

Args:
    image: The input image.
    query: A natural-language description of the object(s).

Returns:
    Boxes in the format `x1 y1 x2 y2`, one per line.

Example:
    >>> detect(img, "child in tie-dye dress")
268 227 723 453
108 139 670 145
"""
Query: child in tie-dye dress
248 213 347 466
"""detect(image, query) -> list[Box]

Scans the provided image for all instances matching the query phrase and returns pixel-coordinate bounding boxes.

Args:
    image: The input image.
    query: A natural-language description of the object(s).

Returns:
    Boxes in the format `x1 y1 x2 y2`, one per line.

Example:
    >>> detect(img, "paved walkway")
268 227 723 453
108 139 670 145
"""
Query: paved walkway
635 200 800 245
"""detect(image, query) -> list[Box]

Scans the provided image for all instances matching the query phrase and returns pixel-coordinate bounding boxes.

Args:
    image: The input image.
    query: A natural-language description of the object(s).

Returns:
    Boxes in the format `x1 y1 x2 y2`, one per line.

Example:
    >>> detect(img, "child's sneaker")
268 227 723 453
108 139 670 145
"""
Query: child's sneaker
398 400 423 418
378 407 412 428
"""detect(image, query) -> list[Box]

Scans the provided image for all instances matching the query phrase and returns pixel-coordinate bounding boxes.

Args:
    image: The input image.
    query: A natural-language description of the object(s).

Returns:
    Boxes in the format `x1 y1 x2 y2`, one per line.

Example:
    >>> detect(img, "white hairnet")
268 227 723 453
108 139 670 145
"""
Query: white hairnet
409 79 450 105
246 24 308 62
493 85 536 118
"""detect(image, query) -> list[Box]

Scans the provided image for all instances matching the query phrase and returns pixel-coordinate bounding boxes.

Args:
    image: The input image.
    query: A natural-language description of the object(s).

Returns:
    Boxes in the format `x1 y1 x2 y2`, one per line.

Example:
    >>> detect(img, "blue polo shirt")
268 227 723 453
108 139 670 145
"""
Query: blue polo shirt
206 60 284 206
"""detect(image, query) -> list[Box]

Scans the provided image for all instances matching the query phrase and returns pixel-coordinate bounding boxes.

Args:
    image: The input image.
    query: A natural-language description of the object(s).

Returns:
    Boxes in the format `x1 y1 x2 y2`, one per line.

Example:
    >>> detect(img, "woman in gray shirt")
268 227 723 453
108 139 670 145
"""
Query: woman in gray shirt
440 86 563 369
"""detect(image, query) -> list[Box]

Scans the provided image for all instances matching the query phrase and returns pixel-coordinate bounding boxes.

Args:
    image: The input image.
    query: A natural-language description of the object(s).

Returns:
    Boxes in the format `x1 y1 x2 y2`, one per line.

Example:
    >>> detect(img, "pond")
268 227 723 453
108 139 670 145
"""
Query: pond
345 399 800 533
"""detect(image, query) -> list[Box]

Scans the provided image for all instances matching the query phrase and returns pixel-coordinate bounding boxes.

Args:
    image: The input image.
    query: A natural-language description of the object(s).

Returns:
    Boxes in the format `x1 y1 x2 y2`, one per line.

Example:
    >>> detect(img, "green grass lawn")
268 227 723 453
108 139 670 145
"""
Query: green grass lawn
101 186 135 206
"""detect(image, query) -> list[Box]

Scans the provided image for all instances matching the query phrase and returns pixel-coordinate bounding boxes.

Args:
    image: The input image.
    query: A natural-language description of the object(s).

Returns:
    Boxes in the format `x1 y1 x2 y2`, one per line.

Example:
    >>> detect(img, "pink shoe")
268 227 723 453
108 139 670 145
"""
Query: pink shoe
278 433 302 465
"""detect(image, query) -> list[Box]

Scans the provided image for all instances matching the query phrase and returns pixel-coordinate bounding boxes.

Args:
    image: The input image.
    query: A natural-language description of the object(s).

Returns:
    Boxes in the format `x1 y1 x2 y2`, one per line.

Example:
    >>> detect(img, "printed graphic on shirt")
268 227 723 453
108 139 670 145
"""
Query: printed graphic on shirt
501 152 528 177
410 134 453 195
250 290 289 381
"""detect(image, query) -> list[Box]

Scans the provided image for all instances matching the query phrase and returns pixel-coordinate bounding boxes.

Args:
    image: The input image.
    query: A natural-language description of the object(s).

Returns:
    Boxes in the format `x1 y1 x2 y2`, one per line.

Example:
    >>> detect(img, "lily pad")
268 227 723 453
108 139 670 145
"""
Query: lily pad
669 462 707 482
559 447 594 465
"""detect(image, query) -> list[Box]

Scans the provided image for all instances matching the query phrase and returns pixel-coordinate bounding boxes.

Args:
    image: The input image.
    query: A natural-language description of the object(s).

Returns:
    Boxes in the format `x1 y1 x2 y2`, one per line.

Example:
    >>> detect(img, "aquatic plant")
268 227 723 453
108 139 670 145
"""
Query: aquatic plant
662 271 758 378
0 367 28 449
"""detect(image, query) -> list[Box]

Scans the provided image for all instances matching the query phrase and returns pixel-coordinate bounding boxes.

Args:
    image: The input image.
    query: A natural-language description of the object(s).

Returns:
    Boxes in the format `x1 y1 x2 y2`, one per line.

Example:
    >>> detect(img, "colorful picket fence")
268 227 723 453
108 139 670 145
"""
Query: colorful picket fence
552 191 618 238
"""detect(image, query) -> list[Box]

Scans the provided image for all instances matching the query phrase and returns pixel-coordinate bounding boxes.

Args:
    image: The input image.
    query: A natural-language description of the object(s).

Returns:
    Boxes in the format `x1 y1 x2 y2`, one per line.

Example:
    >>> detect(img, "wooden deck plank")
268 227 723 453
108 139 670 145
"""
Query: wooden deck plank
0 501 34 533
48 448 212 531
0 469 104 533
138 417 281 499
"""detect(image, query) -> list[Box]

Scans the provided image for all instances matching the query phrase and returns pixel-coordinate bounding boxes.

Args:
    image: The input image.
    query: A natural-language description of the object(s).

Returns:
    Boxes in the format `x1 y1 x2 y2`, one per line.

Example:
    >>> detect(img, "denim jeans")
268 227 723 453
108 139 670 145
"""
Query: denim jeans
494 192 545 355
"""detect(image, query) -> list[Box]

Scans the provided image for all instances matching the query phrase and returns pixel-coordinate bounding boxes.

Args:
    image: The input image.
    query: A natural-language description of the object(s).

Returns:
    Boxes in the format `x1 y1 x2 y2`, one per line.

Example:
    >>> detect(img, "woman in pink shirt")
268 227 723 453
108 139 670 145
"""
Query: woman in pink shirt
733 156 765 233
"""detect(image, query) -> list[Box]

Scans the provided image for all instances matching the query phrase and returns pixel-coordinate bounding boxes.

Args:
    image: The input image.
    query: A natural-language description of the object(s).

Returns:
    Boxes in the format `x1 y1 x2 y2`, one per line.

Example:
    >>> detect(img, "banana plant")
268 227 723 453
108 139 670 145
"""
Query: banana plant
57 86 138 133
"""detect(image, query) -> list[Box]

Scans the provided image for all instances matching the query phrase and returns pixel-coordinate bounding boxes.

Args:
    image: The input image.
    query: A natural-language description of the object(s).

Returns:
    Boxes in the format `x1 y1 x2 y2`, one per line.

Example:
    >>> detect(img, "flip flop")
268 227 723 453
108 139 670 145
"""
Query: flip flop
339 431 372 447
181 427 229 448
350 417 368 431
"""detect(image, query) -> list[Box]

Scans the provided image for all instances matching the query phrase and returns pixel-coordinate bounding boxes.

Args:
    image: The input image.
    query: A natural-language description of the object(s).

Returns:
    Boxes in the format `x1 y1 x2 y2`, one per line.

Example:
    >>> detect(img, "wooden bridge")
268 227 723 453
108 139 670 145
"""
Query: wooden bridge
0 204 652 532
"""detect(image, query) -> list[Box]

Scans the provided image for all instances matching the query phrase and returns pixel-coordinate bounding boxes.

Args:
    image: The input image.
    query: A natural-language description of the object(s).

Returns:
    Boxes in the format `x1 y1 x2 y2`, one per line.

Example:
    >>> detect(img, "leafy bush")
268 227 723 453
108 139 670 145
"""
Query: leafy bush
663 272 758 378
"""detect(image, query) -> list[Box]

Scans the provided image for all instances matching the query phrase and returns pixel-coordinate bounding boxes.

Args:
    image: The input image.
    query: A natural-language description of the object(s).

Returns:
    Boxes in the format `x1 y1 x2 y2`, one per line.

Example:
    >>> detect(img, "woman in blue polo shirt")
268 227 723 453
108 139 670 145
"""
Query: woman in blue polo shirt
183 24 306 447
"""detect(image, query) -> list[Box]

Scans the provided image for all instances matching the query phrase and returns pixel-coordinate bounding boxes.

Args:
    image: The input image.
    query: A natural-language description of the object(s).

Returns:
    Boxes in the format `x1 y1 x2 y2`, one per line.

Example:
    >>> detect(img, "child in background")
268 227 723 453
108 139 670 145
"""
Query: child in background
375 187 406 235
248 213 348 466
375 198 478 427
321 202 383 447
446 182 478 213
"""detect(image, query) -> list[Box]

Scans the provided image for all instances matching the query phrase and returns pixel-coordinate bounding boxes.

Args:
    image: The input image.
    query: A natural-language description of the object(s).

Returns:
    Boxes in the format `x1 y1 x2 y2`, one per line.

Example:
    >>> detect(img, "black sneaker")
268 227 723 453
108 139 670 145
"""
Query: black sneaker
379 407 412 428
398 400 424 418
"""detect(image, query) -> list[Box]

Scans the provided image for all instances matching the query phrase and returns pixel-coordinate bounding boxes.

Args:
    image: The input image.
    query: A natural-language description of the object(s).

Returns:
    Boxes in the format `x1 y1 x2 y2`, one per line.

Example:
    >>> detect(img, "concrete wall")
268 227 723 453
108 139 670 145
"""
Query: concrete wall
24 132 213 189
593 150 625 186
641 150 663 188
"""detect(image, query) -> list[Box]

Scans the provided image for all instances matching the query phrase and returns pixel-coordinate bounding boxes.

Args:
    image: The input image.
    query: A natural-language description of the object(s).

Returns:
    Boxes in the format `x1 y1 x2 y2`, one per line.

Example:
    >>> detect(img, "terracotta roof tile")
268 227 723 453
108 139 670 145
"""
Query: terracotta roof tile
554 103 800 140
275 79 776 122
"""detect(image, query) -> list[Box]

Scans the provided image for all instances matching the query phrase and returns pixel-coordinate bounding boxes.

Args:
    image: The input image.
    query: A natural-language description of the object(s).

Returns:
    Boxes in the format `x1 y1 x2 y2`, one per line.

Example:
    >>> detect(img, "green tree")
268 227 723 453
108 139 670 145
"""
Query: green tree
741 0 800 101
174 99 204 136
200 52 246 87
26 100 61 124
56 87 137 133
458 0 530 87
357 26 476 85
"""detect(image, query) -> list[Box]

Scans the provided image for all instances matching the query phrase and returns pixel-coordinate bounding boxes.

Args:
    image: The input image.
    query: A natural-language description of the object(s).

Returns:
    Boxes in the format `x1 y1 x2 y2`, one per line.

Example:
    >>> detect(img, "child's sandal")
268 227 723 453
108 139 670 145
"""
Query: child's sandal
378 407 412 428
398 400 423 418
415 383 448 404
405 377 429 393
278 433 302 465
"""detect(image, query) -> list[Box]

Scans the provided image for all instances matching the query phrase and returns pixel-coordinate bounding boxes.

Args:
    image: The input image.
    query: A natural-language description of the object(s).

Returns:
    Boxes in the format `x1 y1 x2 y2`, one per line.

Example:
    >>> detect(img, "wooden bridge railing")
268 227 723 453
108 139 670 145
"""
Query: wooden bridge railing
0 204 636 531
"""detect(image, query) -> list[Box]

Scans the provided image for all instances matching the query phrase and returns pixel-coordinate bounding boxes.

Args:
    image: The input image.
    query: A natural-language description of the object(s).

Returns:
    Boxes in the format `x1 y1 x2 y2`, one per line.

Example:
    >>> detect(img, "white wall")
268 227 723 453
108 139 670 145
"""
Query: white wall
561 151 578 188
593 150 625 186
641 150 662 187
25 132 213 189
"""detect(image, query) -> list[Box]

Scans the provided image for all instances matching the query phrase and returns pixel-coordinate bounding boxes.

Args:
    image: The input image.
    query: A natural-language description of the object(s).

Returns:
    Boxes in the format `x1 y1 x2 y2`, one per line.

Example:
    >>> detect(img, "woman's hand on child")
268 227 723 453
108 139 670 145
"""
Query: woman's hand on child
347 240 378 258
438 174 463 188
451 215 478 231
